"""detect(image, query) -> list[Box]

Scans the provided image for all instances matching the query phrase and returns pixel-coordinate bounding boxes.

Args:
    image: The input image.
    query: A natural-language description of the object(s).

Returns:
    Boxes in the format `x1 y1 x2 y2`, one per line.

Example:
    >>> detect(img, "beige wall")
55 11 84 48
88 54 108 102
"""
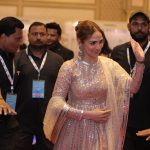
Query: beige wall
0 0 149 22
0 0 149 55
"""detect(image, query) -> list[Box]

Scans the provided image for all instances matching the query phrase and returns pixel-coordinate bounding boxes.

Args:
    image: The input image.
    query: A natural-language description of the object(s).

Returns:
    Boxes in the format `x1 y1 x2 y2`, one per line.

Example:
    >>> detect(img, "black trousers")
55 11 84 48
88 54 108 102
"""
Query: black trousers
0 126 19 150
15 126 54 150
123 127 150 150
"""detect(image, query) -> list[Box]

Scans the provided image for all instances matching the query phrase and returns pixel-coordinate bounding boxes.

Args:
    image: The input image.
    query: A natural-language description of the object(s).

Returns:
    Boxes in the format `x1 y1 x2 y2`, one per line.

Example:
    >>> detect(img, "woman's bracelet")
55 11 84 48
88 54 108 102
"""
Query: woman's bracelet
69 108 84 121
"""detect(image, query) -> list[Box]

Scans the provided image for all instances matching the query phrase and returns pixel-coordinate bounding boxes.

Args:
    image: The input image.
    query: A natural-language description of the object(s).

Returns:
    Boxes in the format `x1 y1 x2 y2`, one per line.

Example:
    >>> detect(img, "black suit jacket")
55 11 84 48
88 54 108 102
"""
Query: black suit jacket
111 42 136 74
48 42 74 61
111 42 150 129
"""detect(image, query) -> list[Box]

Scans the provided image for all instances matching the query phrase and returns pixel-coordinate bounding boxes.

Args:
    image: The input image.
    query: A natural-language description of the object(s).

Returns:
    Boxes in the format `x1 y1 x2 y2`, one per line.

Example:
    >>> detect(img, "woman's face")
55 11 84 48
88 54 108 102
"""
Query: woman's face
80 31 104 60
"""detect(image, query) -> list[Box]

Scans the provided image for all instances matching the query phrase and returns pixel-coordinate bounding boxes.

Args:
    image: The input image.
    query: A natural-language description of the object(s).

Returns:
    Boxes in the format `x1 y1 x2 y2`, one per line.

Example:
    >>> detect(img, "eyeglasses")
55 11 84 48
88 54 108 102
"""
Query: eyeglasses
31 32 47 37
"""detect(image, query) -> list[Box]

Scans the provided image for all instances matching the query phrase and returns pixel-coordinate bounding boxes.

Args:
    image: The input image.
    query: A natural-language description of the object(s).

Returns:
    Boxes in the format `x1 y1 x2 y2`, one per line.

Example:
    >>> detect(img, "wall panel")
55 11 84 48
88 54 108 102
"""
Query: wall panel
0 5 17 16
23 7 95 22
100 0 125 21
23 0 96 4
0 0 150 21
132 0 143 7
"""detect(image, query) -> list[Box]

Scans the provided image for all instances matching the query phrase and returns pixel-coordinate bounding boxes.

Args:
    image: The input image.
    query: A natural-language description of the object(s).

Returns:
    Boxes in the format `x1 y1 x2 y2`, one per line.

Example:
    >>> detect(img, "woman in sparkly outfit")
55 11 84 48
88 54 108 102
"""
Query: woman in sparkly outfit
43 20 145 150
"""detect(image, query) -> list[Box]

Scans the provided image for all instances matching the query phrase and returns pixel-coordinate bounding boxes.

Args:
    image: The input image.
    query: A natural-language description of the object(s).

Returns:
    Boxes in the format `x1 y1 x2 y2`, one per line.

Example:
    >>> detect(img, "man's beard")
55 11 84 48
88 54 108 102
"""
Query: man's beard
30 43 46 50
130 32 149 42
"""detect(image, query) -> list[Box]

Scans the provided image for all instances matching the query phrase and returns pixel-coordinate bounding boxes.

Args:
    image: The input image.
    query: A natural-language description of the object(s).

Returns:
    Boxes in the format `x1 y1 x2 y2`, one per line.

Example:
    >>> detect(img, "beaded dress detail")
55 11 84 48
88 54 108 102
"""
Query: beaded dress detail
44 56 132 150
54 59 108 150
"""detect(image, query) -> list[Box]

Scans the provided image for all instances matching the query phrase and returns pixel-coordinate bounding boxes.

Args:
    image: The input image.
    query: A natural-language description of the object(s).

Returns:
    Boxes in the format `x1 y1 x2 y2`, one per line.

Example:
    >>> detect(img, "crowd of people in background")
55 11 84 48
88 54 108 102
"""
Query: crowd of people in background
0 10 150 150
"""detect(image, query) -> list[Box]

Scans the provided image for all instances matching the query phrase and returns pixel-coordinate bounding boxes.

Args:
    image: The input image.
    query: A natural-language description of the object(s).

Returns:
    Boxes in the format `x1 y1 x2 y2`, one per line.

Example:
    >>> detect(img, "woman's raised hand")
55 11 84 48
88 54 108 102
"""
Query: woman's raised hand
130 39 145 62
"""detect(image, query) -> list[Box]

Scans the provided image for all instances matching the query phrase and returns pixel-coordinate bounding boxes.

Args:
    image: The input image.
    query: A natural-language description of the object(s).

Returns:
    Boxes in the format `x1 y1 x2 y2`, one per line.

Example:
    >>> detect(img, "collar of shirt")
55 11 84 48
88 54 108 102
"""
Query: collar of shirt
27 46 47 60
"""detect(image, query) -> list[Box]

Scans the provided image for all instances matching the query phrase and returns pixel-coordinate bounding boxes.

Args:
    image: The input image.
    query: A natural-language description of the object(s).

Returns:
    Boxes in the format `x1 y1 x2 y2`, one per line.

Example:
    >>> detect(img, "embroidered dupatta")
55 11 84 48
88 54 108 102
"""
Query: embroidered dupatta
43 56 132 150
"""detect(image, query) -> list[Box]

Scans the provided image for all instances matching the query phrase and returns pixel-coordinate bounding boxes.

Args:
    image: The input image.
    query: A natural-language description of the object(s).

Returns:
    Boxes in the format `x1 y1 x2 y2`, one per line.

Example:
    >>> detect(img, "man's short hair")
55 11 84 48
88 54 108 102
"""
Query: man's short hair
28 21 46 33
46 22 62 36
0 16 24 36
129 11 149 23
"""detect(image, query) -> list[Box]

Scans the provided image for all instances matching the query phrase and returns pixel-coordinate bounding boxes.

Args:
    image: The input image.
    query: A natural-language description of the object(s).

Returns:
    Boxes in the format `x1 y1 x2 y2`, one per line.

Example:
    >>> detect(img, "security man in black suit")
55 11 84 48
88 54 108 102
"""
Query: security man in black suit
111 11 150 150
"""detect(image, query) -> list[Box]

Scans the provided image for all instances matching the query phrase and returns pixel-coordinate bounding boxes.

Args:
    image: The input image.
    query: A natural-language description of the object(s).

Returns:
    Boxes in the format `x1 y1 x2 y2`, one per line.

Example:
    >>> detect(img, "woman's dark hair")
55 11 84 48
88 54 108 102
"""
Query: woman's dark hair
100 30 112 57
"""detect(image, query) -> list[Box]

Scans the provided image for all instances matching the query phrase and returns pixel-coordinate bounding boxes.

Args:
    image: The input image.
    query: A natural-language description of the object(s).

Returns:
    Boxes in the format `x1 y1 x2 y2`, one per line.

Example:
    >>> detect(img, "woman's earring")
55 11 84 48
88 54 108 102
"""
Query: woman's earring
78 45 84 59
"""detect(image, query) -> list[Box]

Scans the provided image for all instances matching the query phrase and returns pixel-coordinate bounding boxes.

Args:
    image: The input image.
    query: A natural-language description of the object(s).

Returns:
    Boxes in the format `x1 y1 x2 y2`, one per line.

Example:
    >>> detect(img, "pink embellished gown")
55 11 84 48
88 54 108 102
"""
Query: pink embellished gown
44 56 133 150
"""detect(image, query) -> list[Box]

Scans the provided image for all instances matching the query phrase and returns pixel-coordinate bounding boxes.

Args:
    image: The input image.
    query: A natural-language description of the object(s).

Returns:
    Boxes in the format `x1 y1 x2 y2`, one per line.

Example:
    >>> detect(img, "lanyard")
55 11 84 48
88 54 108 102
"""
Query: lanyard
26 49 47 80
127 41 150 76
0 55 15 93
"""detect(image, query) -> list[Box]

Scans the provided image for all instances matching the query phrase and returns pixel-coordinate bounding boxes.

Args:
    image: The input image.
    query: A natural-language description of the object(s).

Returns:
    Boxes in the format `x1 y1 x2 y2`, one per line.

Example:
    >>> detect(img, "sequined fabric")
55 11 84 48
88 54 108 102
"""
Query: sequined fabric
54 59 108 150
44 56 132 150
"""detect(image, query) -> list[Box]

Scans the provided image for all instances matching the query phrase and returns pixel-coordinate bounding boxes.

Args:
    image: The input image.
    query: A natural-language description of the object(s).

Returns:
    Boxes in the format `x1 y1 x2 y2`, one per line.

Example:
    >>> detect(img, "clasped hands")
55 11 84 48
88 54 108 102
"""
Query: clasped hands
86 108 111 123
67 107 111 123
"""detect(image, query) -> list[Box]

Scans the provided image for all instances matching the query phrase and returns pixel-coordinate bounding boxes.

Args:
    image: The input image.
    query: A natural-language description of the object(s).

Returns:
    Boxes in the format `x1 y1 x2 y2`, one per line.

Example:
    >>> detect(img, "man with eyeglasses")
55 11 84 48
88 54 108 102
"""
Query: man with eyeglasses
15 22 63 150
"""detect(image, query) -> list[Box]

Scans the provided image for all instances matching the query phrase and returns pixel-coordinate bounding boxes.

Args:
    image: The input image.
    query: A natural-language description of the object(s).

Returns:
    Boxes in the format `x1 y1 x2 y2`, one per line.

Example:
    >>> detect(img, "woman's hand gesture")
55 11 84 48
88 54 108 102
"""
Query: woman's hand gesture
130 39 145 62
84 108 111 123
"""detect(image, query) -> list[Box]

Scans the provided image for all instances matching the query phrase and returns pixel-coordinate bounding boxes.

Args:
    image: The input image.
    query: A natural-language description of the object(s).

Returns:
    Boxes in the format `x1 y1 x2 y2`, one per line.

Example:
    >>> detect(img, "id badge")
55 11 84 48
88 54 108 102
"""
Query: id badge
6 93 17 110
32 80 45 98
